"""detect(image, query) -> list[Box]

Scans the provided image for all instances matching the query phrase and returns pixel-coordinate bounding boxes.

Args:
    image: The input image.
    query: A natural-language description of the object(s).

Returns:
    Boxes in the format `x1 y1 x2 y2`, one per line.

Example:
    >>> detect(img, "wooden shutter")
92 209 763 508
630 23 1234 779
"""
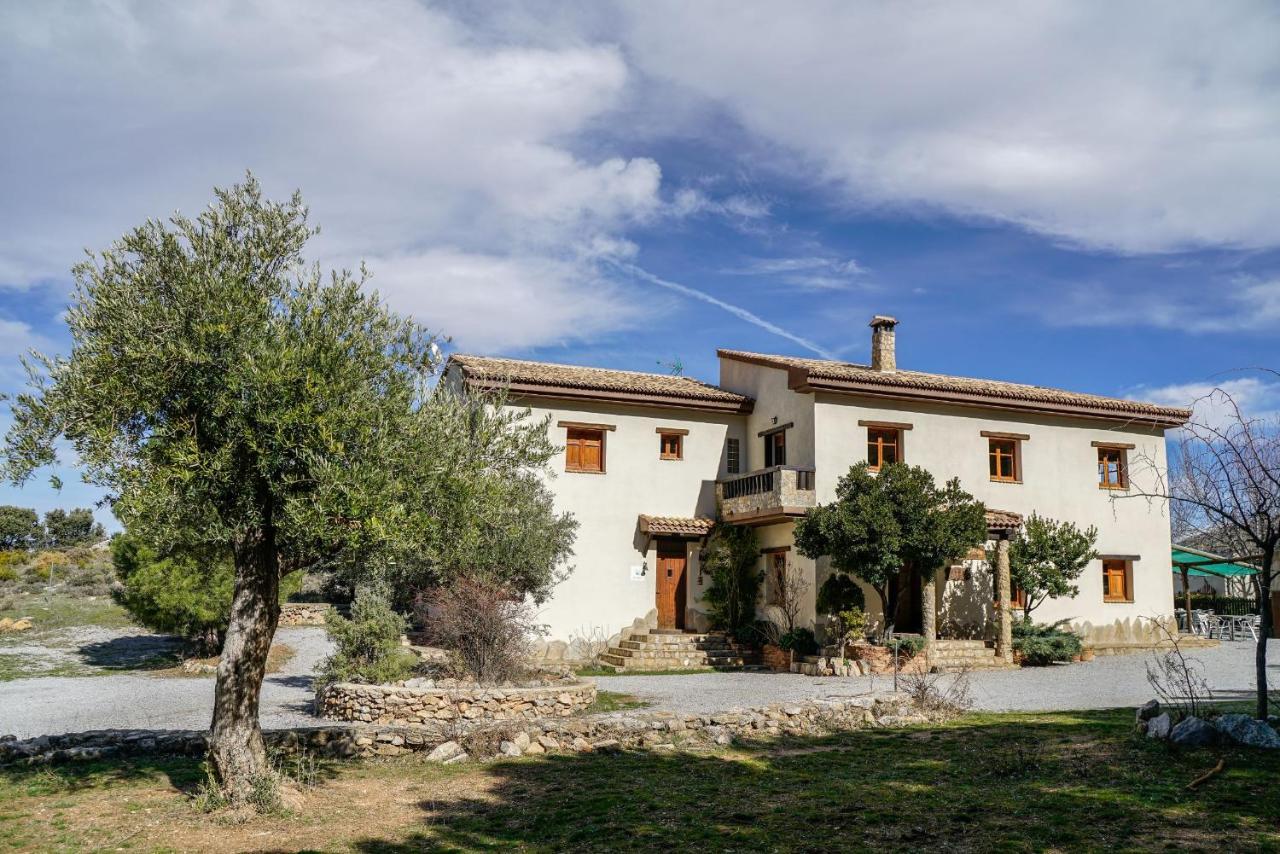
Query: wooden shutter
566 428 603 472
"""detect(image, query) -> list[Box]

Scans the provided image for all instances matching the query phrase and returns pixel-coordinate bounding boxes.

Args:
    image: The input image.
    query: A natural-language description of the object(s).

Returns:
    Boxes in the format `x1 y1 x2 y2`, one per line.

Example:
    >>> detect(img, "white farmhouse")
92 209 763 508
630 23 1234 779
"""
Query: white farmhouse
445 316 1190 665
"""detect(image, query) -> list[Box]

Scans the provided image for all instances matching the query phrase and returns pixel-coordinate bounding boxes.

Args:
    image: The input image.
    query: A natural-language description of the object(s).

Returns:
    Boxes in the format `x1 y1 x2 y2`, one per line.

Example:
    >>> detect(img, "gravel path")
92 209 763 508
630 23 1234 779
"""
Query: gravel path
2 633 1275 738
0 627 333 739
600 639 1280 715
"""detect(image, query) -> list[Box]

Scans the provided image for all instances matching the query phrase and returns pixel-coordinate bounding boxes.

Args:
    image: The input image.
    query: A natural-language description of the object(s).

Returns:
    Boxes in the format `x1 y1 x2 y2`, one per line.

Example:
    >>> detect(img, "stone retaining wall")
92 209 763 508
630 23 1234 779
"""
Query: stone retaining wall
316 679 597 730
0 691 928 768
279 602 332 627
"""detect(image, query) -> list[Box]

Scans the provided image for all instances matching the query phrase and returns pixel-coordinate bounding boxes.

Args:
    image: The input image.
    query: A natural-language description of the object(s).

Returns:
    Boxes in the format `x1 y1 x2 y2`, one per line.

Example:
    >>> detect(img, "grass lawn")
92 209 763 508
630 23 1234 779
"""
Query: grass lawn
2 707 1278 852
0 593 135 634
584 690 650 714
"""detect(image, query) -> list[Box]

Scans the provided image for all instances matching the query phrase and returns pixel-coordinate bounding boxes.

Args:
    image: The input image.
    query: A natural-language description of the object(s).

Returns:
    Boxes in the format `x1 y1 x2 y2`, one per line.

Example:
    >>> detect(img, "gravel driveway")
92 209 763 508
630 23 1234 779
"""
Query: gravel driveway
0 627 333 739
1 633 1275 739
601 639 1280 716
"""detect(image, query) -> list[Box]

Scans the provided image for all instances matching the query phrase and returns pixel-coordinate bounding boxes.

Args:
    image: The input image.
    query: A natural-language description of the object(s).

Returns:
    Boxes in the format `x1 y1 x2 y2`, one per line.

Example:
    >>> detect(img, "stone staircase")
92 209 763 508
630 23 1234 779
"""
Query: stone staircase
926 639 1013 672
599 629 761 672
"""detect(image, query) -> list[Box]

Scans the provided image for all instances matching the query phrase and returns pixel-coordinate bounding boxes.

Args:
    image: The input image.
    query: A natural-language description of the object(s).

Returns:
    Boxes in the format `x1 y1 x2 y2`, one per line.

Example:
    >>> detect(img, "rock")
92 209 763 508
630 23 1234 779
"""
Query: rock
713 733 732 746
592 739 621 752
443 751 469 765
571 737 593 752
512 731 531 751
1135 720 1148 735
537 735 560 750
1146 713 1172 740
524 741 545 755
499 740 523 757
426 740 464 762
1214 714 1280 749
1136 700 1161 722
1170 716 1221 747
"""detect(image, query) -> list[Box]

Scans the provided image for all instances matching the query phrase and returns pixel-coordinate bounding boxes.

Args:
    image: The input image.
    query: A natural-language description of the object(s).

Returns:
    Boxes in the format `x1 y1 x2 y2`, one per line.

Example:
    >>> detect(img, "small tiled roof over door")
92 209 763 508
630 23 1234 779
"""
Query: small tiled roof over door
985 509 1024 532
638 515 716 537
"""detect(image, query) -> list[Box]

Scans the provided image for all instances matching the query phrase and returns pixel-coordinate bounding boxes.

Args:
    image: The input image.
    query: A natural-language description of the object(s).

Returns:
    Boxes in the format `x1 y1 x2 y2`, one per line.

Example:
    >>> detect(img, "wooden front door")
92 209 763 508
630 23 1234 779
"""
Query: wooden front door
656 541 687 630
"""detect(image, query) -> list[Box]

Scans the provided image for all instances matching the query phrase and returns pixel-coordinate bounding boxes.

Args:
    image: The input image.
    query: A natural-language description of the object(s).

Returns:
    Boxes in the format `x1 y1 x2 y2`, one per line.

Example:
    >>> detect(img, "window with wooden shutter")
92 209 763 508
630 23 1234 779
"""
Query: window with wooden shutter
866 427 900 471
988 438 1019 482
1102 559 1132 602
565 427 604 473
1097 446 1127 489
659 431 683 460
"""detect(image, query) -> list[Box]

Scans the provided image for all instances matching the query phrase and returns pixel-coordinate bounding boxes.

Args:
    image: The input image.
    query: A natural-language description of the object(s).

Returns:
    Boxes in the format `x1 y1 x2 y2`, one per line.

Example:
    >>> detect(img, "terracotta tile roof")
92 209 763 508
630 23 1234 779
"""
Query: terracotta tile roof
638 515 716 536
985 509 1023 531
718 350 1190 427
448 354 753 413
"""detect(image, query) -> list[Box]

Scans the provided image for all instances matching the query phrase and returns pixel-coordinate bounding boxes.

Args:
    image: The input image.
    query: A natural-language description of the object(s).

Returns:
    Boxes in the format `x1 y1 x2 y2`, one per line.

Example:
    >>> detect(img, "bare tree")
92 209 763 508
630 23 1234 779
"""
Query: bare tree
1128 376 1278 720
761 567 811 645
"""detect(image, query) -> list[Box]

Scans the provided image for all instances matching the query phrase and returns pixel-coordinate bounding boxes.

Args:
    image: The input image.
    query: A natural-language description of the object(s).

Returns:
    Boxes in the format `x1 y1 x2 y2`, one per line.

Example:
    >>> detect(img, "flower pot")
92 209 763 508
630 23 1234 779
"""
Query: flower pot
1080 649 1095 662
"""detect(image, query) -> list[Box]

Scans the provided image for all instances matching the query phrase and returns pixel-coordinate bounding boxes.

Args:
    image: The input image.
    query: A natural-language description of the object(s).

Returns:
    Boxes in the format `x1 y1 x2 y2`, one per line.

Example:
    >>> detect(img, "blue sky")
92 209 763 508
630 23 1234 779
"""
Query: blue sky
2 1 1278 530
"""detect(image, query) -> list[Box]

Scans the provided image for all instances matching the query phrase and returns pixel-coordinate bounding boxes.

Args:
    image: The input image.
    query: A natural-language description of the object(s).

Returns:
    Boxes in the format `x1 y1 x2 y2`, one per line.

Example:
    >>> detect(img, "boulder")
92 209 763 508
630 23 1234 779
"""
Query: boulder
1146 713 1172 740
1170 716 1221 747
1136 700 1161 722
1214 714 1280 750
499 740 523 757
425 740 464 763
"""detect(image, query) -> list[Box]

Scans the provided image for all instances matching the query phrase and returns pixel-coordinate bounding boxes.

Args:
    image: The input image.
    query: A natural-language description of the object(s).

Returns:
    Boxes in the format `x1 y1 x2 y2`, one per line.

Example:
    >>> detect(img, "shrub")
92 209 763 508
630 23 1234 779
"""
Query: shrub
778 627 818 656
1012 620 1083 666
884 635 927 658
701 524 762 642
111 533 233 652
816 573 865 616
317 586 417 688
418 577 542 684
835 607 869 645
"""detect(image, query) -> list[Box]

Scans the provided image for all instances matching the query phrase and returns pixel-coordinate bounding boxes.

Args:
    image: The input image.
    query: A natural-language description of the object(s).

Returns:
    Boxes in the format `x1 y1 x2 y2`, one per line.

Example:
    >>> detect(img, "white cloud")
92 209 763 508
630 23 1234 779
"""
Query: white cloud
615 1 1280 254
1133 375 1280 431
365 248 651 352
720 255 868 291
1036 276 1280 333
0 0 664 351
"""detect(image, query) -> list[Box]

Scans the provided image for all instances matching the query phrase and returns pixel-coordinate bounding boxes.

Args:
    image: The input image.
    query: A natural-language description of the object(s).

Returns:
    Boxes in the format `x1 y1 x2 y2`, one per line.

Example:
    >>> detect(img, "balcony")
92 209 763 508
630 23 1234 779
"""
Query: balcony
716 465 816 525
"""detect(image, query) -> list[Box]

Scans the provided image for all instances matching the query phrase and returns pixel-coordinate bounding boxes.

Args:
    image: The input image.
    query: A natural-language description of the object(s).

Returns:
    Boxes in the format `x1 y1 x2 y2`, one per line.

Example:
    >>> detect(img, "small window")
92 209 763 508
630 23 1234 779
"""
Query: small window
565 427 604 473
995 584 1028 610
988 438 1020 482
659 431 683 460
867 427 900 471
1098 446 1127 489
764 430 787 467
726 438 740 474
1102 559 1133 602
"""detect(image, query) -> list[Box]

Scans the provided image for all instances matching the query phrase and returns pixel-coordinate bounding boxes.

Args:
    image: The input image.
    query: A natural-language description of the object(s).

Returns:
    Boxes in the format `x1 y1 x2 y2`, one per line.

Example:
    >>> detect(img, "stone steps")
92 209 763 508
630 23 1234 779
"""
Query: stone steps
928 640 1012 673
600 630 760 672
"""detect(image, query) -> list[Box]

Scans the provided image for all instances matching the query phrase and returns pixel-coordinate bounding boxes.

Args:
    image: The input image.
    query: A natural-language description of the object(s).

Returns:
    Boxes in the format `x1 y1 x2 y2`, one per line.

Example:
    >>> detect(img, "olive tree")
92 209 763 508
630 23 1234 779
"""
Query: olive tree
795 462 986 640
1 176 570 803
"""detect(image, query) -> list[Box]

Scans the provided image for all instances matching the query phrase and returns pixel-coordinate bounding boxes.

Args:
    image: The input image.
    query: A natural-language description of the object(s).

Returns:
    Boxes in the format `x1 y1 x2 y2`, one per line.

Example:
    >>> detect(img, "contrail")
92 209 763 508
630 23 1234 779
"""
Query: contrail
611 261 838 360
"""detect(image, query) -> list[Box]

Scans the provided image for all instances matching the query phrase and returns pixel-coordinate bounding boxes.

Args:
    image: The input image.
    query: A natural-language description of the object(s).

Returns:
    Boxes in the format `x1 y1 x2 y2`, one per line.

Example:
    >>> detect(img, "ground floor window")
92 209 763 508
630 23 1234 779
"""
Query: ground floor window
1102 558 1133 603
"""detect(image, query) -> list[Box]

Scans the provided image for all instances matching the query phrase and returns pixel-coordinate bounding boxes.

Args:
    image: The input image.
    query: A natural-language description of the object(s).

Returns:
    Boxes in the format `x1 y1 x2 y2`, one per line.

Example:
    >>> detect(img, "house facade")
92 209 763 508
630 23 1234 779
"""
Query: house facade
445 316 1190 660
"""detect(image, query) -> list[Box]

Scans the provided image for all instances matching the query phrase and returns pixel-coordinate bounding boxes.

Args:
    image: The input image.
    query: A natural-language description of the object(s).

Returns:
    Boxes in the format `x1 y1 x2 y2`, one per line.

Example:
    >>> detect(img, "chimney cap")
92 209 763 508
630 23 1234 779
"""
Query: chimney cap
869 315 898 329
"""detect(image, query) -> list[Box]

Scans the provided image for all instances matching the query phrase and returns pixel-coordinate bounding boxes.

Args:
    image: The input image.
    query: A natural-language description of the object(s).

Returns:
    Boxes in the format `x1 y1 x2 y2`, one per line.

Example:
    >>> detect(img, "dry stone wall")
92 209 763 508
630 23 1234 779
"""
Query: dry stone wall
316 679 596 731
1 692 931 768
278 603 331 626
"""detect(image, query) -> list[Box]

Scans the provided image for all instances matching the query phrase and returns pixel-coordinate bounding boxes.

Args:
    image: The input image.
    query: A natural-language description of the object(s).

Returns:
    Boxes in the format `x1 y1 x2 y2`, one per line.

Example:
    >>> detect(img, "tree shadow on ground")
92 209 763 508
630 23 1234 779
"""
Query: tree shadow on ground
0 754 206 798
350 709 1280 853
77 634 184 670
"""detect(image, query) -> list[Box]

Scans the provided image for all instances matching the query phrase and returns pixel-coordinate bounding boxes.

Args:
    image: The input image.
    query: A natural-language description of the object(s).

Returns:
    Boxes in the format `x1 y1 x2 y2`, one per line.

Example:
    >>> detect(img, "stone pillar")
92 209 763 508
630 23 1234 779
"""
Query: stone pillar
994 535 1013 665
921 568 936 648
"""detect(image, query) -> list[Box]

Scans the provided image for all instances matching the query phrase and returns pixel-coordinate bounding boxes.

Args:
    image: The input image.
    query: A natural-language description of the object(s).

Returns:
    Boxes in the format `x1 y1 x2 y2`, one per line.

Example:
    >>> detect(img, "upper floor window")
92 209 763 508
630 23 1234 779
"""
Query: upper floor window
726 438 741 474
982 431 1027 483
561 422 609 473
1102 558 1133 602
658 428 685 460
1095 443 1130 490
866 427 900 471
860 420 910 472
764 429 787 467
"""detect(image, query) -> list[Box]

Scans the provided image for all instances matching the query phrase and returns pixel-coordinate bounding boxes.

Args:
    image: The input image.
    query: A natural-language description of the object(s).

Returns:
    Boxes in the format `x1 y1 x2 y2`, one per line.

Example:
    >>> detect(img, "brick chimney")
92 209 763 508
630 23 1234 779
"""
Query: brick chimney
869 315 898 372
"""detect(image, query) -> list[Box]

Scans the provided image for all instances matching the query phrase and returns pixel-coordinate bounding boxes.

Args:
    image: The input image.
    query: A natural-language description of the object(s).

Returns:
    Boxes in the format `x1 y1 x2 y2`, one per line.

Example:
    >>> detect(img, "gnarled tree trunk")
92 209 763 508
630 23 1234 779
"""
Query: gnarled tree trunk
209 527 280 803
1256 549 1276 721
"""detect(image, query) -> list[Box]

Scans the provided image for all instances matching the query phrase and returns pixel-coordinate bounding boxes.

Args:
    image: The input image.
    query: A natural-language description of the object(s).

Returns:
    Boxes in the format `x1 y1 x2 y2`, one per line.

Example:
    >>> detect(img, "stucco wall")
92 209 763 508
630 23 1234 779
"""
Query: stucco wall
718 360 815 471
513 398 742 644
811 393 1176 641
